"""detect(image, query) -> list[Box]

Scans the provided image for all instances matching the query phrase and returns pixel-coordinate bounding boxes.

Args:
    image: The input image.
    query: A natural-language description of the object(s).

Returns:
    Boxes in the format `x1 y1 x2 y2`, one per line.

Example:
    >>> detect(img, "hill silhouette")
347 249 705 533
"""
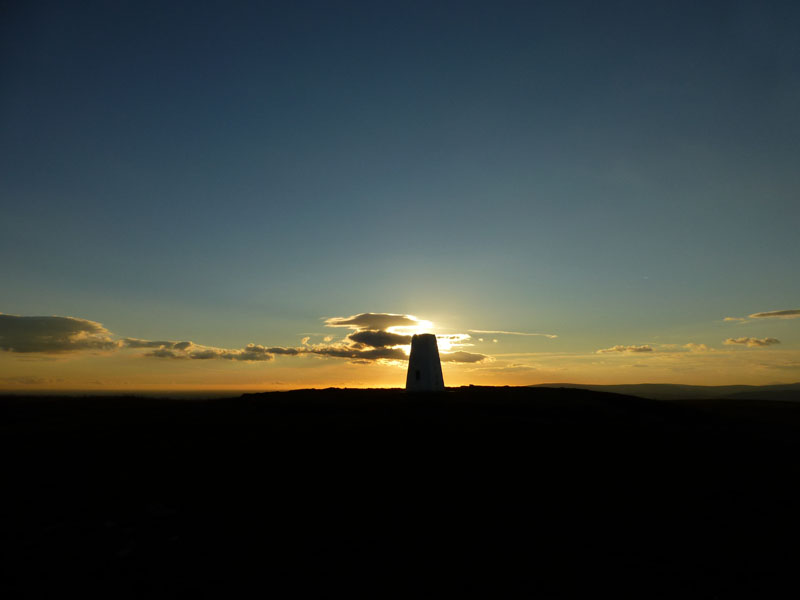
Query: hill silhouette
531 381 800 401
3 386 800 596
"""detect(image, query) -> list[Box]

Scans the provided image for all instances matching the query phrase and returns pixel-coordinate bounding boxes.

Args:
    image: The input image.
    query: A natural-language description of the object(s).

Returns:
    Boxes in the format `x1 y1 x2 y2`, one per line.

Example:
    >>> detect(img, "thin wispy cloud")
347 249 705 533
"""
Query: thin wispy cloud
749 309 800 319
723 309 800 323
468 329 557 339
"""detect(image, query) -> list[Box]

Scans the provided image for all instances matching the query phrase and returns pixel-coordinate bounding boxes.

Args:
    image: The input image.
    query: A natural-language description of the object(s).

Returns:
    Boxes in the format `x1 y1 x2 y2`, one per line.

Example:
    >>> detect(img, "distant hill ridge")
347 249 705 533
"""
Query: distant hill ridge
531 382 800 401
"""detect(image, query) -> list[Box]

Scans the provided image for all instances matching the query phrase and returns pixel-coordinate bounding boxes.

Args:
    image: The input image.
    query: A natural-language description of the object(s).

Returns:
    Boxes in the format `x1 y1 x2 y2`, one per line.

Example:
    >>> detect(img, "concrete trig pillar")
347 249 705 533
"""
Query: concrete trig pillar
405 333 445 391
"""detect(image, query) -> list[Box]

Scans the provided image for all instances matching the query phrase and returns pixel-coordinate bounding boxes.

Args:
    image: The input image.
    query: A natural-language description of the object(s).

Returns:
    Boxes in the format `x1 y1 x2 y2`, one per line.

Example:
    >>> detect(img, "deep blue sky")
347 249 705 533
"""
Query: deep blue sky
2 1 799 386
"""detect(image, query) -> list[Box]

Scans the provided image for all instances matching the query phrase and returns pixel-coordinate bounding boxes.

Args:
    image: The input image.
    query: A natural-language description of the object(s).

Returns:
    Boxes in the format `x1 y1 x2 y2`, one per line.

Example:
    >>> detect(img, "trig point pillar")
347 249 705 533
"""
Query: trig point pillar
405 333 445 391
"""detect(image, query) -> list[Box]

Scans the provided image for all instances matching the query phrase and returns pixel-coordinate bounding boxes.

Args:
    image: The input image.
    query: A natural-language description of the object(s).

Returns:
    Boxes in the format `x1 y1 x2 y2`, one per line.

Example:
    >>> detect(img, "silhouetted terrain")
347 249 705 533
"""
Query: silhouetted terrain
3 386 800 596
532 381 800 401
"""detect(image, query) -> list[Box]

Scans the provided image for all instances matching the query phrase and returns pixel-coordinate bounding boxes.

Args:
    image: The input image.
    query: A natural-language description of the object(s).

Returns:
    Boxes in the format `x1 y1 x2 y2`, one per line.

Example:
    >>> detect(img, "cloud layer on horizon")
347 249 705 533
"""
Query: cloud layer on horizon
123 339 301 361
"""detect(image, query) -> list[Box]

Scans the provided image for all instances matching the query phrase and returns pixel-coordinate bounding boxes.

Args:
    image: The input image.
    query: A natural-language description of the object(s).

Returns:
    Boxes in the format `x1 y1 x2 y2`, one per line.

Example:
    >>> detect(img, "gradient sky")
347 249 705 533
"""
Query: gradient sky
2 0 799 391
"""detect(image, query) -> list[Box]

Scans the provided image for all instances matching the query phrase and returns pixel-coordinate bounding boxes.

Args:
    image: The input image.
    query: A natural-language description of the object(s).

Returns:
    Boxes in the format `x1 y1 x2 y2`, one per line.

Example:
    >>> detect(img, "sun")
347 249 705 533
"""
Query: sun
386 315 434 337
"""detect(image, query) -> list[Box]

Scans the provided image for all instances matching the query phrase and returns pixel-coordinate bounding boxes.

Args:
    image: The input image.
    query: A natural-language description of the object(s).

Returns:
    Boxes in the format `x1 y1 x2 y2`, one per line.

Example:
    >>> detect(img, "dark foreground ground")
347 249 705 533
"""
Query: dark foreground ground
3 386 800 597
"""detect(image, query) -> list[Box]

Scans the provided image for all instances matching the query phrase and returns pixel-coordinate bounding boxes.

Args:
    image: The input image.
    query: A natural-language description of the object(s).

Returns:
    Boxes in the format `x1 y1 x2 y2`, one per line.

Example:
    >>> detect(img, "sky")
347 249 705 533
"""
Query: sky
1 0 799 391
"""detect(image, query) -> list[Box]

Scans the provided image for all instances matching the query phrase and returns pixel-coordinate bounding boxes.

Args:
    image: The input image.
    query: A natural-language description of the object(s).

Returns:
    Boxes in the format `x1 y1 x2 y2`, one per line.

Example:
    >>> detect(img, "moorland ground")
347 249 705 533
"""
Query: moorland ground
3 386 800 596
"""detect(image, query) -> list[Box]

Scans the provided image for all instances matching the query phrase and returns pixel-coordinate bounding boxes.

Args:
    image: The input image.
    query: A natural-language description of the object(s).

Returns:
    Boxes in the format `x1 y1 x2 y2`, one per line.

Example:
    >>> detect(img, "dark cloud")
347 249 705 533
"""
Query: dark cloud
124 338 193 350
306 345 408 361
192 349 226 360
0 314 119 353
749 309 800 319
724 337 780 347
267 346 302 356
440 351 489 363
596 345 654 354
325 313 421 331
347 330 412 348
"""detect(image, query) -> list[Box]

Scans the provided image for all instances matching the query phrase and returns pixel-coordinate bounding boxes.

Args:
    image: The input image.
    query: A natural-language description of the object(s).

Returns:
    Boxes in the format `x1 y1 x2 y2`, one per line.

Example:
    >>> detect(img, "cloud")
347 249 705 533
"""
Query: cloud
0 314 119 354
723 337 780 347
325 313 423 331
684 343 713 352
267 346 303 356
468 329 557 339
724 309 800 322
347 330 412 348
440 351 489 363
305 314 489 363
146 348 184 359
124 338 192 350
140 343 298 361
749 309 800 319
299 342 408 361
467 362 535 372
596 345 654 354
437 334 472 344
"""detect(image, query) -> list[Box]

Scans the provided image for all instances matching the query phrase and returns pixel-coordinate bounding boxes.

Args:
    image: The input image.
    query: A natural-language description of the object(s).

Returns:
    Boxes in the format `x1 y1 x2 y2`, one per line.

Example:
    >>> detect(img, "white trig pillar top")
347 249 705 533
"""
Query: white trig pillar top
405 333 445 391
